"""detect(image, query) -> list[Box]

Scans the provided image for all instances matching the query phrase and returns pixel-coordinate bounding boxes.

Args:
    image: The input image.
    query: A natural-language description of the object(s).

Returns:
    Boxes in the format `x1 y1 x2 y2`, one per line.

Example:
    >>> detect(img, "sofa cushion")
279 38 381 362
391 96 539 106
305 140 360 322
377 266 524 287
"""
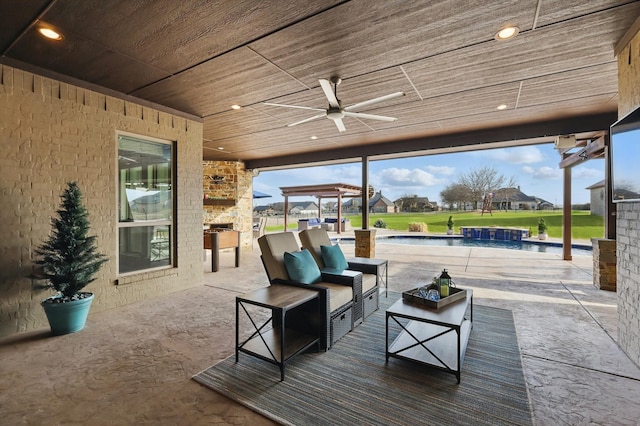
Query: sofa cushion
284 249 322 284
315 282 353 312
258 232 302 281
321 244 349 270
362 273 377 293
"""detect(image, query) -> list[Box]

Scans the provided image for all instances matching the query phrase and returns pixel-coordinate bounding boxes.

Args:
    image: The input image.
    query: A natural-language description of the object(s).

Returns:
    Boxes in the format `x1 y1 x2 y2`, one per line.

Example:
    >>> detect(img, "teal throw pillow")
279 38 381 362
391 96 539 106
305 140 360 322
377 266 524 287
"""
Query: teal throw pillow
321 244 349 270
283 249 322 284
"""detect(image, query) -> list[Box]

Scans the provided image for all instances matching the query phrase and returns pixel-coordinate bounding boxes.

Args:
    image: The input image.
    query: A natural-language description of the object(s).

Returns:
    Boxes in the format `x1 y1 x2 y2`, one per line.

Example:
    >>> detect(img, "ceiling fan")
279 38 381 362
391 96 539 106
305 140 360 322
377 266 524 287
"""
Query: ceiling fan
263 77 405 132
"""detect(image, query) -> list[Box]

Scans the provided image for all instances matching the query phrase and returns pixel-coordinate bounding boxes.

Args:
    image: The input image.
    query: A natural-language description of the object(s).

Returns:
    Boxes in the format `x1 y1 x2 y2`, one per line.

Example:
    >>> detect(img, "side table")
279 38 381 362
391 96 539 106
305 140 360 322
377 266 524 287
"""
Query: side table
346 257 388 297
236 285 321 381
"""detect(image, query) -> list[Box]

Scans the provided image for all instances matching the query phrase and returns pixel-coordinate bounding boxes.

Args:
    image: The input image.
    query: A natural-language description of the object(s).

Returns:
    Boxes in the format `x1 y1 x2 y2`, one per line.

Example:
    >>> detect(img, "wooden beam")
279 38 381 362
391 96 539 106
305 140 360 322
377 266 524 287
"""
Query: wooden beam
558 135 606 169
246 112 617 170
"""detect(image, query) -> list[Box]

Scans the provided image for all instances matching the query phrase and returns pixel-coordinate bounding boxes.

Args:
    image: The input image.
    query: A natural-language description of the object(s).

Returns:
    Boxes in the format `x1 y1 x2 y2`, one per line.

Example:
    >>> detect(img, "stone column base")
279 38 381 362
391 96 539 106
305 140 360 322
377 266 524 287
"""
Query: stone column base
355 229 376 258
592 238 616 291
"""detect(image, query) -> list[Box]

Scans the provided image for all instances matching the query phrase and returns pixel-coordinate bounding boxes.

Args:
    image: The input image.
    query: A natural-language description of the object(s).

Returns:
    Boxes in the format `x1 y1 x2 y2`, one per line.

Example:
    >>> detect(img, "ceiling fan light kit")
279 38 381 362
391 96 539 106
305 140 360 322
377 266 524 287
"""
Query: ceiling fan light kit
264 78 405 132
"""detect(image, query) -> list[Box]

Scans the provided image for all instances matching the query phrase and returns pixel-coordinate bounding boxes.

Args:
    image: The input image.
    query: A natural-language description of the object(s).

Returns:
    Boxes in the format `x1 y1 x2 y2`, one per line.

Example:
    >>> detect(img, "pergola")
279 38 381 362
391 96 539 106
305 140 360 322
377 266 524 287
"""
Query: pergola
280 183 362 234
557 134 612 260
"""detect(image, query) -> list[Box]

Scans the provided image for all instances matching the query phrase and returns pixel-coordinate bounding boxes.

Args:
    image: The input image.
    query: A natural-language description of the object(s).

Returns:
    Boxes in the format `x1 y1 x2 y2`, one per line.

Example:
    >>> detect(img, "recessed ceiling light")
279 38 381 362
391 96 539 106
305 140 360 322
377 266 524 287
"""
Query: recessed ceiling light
495 26 519 41
218 147 224 150
310 136 318 140
497 104 508 110
231 104 241 110
38 27 63 40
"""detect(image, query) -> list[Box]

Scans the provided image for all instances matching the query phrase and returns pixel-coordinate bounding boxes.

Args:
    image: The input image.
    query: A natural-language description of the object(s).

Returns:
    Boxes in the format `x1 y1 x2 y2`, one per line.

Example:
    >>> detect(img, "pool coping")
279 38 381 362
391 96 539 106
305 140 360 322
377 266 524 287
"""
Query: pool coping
333 233 593 251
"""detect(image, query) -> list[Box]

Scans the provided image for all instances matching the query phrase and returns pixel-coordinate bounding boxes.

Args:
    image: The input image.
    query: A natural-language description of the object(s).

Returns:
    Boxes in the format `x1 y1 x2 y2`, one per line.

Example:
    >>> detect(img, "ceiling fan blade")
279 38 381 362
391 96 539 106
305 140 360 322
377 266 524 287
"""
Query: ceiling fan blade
287 113 326 127
344 92 405 111
343 111 397 122
334 118 346 132
319 79 340 108
263 102 325 112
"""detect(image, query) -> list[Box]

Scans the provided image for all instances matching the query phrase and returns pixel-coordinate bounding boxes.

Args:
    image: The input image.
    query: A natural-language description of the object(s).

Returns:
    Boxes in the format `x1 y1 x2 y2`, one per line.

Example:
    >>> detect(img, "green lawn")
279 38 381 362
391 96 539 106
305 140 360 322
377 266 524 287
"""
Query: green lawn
346 211 604 240
267 211 605 241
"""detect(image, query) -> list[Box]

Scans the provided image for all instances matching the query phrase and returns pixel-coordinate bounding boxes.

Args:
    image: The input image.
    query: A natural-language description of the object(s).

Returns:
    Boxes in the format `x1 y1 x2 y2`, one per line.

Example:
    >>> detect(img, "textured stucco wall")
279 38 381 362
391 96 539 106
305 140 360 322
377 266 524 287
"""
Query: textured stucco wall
0 64 203 337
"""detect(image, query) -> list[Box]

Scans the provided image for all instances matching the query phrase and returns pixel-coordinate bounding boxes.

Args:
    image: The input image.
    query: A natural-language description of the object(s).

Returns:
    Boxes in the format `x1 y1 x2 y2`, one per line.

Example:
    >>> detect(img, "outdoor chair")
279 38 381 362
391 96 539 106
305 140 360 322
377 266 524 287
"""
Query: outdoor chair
258 232 362 350
299 228 380 320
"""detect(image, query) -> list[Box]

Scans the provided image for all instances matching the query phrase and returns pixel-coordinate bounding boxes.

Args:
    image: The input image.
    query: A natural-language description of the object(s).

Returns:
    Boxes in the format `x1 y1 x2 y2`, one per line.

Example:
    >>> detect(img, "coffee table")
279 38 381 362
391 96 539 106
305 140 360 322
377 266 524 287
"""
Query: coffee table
236 285 321 381
385 289 473 383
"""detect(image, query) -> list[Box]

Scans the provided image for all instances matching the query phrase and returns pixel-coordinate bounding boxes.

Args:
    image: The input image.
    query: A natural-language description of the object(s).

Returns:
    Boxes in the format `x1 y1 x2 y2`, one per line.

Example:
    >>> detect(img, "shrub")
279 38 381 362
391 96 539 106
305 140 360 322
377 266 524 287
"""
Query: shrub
447 215 454 230
373 219 387 228
538 218 548 234
408 222 428 232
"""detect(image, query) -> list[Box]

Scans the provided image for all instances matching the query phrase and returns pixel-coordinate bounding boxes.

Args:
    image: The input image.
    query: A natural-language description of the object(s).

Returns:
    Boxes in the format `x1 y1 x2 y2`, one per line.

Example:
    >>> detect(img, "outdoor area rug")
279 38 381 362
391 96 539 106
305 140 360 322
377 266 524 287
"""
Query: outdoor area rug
193 292 533 426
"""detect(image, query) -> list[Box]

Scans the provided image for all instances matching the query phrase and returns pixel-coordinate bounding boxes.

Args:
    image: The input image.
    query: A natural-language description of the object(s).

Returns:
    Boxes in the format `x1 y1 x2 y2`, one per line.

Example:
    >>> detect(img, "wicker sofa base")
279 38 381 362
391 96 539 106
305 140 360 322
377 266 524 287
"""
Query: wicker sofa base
363 287 379 319
330 304 353 346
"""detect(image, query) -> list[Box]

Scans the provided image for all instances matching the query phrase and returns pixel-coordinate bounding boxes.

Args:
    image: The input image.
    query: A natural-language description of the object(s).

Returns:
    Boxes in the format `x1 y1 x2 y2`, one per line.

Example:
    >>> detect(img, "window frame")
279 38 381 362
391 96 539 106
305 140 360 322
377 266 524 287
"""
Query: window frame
116 131 176 276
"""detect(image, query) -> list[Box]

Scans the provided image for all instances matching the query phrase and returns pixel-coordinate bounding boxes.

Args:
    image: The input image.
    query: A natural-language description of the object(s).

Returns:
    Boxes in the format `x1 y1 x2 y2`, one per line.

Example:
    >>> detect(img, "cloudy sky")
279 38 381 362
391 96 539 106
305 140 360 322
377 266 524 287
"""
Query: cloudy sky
253 143 604 207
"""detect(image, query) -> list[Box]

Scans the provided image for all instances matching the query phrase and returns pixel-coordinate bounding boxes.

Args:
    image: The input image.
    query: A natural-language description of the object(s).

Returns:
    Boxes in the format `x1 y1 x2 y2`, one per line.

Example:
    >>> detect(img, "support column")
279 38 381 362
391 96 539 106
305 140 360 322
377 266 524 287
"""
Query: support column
284 196 289 232
604 132 616 239
362 155 370 230
337 193 342 235
563 163 572 261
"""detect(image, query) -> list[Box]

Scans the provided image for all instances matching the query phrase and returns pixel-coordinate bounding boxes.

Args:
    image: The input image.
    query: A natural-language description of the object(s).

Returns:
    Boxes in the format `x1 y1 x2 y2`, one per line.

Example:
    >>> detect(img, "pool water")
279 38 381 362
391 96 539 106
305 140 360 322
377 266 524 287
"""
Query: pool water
339 235 593 256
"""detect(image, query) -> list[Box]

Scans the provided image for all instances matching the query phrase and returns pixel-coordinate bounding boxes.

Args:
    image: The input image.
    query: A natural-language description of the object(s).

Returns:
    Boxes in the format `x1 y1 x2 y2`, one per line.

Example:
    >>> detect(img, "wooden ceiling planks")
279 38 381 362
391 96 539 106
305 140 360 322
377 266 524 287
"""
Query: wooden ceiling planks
1 0 636 167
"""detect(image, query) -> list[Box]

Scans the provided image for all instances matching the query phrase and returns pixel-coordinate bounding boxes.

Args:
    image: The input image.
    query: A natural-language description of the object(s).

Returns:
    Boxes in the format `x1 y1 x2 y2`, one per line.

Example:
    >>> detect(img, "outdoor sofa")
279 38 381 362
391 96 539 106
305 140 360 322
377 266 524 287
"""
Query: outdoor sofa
258 232 363 350
299 228 379 320
297 218 322 231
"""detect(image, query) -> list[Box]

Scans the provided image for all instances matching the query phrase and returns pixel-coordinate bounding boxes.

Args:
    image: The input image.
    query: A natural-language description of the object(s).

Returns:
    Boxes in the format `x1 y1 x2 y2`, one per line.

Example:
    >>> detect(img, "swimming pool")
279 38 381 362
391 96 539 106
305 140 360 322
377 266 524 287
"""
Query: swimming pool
338 235 593 256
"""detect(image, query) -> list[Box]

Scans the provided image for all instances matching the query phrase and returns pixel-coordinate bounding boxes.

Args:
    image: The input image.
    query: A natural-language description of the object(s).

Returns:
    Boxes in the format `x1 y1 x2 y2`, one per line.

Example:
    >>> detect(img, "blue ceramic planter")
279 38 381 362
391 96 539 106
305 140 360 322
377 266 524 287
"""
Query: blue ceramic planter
41 293 94 335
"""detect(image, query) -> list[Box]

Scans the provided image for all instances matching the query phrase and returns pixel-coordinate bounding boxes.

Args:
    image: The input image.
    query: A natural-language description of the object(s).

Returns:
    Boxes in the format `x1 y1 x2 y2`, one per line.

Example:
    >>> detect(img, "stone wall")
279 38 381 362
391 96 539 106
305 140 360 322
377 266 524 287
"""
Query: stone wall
616 24 640 367
0 64 203 338
591 238 616 291
616 203 640 366
202 161 253 249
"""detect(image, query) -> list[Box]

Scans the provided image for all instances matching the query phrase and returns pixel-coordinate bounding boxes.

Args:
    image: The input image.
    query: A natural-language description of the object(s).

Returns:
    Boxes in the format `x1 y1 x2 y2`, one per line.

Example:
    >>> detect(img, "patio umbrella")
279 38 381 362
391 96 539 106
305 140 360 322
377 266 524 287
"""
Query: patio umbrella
253 190 272 199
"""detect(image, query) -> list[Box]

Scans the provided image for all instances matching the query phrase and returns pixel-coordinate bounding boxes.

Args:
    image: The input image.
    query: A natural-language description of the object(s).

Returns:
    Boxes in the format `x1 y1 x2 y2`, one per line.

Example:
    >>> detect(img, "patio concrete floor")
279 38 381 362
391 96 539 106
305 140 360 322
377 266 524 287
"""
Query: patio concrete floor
1 232 640 425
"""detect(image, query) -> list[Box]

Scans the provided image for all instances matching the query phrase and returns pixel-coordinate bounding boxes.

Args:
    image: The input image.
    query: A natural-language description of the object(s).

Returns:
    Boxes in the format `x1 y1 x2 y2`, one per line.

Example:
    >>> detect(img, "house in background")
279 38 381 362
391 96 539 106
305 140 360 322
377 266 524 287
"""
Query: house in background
370 191 395 213
341 197 361 214
587 180 606 216
394 195 438 212
253 205 276 216
288 201 319 215
491 187 549 211
535 198 555 210
588 179 640 215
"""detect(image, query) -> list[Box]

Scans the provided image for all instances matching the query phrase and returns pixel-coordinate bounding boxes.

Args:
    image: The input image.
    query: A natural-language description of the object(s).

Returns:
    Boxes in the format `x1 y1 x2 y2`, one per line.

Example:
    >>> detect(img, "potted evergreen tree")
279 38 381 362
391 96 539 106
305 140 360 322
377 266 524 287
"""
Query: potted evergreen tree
33 182 108 335
446 215 455 235
537 217 548 240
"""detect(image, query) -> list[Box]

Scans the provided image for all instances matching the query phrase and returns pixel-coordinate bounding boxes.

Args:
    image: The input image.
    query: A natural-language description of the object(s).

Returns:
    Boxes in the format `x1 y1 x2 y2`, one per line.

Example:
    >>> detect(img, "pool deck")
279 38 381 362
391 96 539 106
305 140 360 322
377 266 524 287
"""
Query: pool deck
1 230 639 425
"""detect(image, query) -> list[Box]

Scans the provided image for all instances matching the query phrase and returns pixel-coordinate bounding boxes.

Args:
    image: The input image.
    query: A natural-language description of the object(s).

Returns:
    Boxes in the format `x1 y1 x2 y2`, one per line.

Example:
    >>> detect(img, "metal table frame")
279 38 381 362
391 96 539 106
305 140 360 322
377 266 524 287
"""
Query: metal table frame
386 290 473 383
236 285 321 381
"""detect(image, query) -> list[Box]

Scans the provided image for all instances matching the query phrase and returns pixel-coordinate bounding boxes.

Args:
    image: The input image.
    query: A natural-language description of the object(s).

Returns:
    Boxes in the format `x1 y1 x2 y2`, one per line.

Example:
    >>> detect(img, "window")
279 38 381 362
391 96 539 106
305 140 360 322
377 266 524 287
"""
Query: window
117 133 173 274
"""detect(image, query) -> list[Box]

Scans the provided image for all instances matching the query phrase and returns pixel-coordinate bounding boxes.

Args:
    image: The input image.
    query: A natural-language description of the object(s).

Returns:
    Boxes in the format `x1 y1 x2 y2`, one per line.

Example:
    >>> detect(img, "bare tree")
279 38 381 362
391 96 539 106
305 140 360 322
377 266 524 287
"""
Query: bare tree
440 184 473 210
456 166 517 209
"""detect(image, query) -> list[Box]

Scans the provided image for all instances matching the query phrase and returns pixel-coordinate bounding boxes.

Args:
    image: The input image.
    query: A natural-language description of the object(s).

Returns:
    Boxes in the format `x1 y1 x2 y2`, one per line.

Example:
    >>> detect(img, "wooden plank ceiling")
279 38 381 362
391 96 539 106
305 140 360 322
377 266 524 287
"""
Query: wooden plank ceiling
1 0 638 169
